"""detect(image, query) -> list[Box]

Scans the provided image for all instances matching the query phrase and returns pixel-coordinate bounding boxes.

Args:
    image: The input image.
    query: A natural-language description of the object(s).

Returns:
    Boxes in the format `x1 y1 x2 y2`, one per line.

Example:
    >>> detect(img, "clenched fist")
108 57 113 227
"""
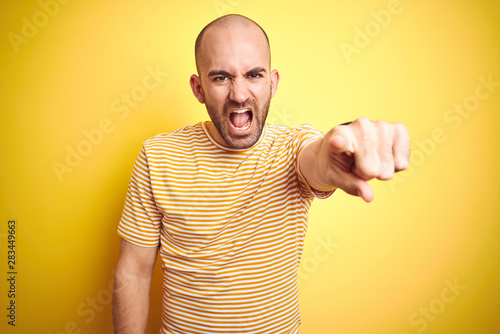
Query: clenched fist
299 118 410 202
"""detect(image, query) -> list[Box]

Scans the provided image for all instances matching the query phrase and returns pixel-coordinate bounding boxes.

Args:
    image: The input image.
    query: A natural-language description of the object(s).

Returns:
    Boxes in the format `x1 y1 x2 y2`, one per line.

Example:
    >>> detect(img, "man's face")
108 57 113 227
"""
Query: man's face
191 22 279 149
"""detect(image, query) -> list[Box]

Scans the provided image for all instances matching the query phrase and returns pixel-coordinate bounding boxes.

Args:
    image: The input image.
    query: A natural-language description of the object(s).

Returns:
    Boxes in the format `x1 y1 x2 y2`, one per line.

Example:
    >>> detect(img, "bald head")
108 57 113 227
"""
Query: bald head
194 14 270 75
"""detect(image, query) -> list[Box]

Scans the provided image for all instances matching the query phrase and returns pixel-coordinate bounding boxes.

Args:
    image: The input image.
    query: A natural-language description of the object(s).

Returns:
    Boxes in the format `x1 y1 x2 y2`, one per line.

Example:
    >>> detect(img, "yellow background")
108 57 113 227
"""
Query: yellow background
1 0 499 333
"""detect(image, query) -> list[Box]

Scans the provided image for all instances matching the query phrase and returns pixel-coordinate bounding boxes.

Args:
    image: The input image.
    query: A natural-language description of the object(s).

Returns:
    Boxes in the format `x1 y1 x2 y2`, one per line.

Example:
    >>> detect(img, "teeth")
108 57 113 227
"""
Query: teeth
233 109 250 113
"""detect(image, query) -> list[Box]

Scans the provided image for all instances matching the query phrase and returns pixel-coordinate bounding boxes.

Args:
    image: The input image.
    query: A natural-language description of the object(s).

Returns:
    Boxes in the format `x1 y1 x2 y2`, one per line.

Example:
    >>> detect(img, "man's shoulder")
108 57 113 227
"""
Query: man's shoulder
266 123 317 131
143 122 205 147
265 123 322 139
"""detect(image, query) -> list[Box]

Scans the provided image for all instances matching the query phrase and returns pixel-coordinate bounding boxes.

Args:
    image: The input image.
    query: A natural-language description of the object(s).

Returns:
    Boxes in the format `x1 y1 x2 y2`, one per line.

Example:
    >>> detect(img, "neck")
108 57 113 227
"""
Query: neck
207 121 230 147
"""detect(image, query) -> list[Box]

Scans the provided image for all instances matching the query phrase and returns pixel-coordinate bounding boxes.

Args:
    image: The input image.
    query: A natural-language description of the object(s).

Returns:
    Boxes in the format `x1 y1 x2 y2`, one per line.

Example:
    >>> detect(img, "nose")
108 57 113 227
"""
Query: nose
229 77 250 104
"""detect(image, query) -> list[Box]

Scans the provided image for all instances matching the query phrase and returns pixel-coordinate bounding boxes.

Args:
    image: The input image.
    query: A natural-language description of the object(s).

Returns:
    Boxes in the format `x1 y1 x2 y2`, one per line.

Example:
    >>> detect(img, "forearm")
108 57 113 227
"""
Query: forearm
113 269 152 334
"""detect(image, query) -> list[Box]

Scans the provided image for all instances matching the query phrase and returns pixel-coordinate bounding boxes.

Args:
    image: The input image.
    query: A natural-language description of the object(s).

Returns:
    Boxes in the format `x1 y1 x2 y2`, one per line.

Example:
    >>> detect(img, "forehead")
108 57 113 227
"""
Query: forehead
198 24 270 74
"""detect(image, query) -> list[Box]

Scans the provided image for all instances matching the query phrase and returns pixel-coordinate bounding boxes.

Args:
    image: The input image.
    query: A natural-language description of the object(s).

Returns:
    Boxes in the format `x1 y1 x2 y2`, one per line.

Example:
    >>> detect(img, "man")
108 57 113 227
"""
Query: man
113 14 409 334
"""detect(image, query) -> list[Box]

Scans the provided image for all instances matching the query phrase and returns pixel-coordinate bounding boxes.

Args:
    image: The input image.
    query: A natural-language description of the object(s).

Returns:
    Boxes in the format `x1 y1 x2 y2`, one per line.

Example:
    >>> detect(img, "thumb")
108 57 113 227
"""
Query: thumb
339 173 374 203
355 181 374 203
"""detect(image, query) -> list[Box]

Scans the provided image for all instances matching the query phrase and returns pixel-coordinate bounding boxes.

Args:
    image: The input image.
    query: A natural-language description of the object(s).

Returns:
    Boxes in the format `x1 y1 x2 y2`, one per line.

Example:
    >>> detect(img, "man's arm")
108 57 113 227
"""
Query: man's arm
298 118 410 202
113 239 159 334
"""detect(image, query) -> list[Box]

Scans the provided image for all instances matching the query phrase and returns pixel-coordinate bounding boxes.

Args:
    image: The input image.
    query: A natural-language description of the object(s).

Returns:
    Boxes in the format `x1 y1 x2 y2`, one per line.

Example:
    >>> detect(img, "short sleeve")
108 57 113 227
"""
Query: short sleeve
117 145 162 247
291 124 336 200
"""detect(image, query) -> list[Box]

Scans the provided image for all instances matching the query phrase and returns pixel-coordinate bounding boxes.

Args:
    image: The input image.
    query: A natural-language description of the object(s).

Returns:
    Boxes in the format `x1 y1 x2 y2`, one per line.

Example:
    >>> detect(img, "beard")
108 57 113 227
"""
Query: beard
204 90 272 149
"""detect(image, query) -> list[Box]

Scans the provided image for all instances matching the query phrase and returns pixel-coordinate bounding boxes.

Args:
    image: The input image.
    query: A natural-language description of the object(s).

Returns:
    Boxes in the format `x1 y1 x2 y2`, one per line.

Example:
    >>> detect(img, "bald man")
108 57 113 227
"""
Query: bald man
113 14 409 334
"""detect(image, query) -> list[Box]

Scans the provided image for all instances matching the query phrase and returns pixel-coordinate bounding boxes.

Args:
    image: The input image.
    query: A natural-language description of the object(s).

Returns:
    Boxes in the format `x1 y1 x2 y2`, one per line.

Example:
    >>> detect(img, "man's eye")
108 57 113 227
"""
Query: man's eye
249 73 262 79
214 76 228 82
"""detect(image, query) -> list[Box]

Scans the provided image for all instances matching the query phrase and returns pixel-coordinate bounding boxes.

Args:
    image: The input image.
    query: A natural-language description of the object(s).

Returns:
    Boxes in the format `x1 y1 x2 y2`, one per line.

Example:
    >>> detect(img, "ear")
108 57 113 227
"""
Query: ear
270 69 280 98
190 74 205 104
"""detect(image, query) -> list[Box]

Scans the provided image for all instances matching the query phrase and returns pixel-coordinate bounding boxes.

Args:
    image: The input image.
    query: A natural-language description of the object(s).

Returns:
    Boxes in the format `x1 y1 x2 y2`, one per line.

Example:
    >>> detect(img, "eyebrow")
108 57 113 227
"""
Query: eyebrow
246 67 267 75
208 70 232 77
207 67 267 77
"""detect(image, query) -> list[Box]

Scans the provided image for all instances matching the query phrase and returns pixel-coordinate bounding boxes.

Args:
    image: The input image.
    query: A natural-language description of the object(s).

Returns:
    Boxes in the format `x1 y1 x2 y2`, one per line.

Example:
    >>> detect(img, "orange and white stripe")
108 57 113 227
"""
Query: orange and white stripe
118 121 334 333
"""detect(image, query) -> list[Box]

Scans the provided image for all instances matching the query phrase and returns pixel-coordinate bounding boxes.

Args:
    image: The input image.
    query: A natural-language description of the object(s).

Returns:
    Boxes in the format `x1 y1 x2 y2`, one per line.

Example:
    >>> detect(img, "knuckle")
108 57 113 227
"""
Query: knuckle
379 162 395 180
394 122 410 138
359 119 377 137
356 161 380 180
359 122 376 141
375 121 392 141
355 117 372 128
395 158 410 172
375 120 390 129
379 172 394 181
362 170 379 180
394 122 408 131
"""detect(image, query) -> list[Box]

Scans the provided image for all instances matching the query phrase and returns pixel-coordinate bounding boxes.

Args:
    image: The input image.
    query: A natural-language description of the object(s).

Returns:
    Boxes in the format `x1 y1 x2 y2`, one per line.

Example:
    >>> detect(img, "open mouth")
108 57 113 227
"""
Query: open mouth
229 109 253 132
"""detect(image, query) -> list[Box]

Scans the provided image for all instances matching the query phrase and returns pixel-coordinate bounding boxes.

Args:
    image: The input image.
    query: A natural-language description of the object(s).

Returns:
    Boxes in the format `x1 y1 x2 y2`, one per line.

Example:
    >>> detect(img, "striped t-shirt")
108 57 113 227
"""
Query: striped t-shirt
118 121 334 334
